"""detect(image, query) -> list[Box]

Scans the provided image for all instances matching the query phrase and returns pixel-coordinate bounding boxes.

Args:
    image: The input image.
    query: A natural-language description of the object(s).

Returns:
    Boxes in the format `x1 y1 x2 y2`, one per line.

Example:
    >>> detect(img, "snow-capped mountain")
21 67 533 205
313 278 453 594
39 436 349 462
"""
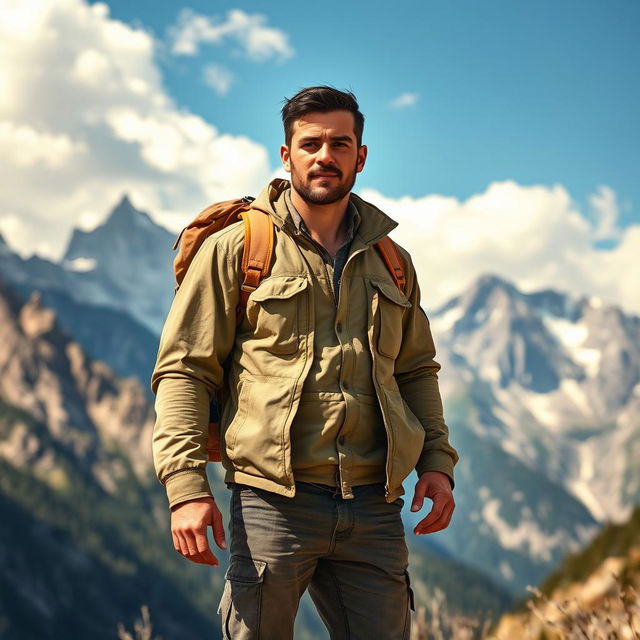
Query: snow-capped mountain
0 196 177 335
2 195 638 596
404 273 640 592
62 196 176 333
430 274 640 524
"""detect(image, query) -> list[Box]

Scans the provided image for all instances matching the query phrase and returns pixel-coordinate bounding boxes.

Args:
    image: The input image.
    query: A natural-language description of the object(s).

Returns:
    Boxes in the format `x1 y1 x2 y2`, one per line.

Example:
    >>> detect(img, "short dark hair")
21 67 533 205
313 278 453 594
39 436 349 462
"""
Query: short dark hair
281 85 365 146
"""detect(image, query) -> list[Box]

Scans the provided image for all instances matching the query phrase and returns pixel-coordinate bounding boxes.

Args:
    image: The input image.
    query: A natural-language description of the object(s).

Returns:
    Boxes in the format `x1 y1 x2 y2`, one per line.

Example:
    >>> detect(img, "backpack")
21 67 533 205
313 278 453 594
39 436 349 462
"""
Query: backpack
172 196 406 462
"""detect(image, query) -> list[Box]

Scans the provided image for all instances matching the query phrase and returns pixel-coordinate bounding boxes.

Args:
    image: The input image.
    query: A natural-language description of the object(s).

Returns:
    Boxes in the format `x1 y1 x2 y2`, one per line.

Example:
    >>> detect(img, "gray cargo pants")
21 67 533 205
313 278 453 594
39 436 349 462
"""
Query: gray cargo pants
217 481 415 639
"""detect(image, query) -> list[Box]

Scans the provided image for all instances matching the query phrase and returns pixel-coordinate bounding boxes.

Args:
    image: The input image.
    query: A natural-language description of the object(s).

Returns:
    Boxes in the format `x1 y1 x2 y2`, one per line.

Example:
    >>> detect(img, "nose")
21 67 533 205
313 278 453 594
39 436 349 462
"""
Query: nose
316 142 334 164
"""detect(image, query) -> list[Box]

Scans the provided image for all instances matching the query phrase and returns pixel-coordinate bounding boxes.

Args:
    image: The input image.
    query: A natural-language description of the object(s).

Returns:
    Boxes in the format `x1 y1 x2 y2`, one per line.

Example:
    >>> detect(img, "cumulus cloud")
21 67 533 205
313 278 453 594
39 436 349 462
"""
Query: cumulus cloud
0 0 637 321
589 185 621 241
0 122 87 167
203 63 233 95
359 181 640 316
169 8 294 61
0 0 272 260
390 92 419 109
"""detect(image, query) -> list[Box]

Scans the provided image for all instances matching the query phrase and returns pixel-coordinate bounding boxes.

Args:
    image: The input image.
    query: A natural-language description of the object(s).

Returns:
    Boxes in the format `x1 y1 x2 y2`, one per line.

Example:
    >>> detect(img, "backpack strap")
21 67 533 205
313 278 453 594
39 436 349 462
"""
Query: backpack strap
375 236 407 295
236 208 275 323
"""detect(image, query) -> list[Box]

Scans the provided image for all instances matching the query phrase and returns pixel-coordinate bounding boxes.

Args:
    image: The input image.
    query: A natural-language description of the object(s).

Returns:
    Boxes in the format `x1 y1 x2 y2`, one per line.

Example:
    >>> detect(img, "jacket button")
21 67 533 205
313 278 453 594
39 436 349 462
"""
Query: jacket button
338 435 346 445
342 381 349 391
336 323 342 333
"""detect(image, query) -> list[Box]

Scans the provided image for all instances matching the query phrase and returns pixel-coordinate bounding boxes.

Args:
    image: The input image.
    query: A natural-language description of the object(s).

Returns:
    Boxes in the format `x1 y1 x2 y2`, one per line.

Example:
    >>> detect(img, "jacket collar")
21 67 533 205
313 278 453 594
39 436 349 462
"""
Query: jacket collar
251 178 398 247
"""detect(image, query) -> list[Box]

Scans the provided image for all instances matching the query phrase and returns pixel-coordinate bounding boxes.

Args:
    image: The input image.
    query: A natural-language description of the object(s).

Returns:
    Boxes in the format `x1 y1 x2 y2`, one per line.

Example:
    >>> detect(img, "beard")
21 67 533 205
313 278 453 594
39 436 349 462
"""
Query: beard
290 160 358 205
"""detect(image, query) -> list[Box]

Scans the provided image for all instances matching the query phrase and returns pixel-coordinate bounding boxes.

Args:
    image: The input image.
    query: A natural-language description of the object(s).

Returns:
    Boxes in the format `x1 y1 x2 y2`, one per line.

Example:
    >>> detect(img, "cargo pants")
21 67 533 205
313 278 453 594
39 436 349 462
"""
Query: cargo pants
217 481 415 639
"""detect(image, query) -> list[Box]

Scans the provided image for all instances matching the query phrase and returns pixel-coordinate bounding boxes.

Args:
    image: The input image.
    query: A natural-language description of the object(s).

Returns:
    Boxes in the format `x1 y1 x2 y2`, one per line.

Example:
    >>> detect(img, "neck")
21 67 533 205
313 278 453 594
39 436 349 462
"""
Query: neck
290 188 350 249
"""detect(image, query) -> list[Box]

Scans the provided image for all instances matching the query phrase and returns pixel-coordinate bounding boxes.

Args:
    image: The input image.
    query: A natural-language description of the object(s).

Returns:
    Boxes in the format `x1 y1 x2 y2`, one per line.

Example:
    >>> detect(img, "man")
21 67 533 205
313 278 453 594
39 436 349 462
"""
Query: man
151 86 458 640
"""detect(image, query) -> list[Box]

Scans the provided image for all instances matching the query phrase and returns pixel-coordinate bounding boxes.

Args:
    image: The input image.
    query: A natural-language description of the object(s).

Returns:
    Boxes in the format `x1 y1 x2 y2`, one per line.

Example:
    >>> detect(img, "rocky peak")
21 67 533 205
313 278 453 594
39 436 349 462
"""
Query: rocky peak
103 194 154 230
19 291 57 339
0 281 155 489
62 194 160 262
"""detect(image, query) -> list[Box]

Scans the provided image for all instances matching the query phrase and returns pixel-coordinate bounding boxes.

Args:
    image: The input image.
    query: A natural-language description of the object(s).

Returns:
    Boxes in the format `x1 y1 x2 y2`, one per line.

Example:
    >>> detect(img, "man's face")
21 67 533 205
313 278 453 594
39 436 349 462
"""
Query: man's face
280 110 367 206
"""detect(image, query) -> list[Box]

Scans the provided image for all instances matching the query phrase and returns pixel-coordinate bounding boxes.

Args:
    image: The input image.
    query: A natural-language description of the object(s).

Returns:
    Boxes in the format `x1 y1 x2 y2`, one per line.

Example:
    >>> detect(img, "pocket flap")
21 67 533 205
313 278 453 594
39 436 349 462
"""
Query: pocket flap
372 279 412 308
249 276 308 302
225 556 267 583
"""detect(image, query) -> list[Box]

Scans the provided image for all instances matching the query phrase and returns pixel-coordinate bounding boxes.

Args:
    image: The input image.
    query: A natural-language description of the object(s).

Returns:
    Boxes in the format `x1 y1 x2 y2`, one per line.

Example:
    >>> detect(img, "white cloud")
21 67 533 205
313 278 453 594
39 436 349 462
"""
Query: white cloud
0 0 272 260
0 122 87 167
169 8 294 61
589 184 620 241
0 0 636 324
358 181 640 316
391 92 419 109
203 63 233 95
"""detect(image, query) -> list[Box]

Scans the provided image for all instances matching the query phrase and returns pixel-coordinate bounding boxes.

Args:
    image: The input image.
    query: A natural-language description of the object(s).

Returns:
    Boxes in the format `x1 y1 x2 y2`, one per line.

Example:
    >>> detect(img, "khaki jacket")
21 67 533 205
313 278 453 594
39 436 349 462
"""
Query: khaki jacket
151 179 458 508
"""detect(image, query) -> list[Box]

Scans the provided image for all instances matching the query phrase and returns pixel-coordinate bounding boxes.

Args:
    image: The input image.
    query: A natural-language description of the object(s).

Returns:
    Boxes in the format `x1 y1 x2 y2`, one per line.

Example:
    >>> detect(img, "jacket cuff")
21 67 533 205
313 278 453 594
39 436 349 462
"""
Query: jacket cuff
164 468 213 509
415 451 455 490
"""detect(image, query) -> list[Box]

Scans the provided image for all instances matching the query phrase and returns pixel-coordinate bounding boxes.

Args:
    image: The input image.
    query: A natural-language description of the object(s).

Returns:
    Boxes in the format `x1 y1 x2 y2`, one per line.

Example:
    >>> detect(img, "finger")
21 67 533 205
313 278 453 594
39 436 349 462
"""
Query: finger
411 480 428 513
194 527 218 566
424 502 455 534
413 496 449 534
417 501 455 535
171 531 181 555
174 529 191 559
443 500 455 528
181 529 211 565
211 505 227 550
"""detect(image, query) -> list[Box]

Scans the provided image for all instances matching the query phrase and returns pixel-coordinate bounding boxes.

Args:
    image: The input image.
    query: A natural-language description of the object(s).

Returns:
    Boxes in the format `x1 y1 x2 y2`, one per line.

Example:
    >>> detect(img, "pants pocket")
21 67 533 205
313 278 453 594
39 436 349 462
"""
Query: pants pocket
403 569 416 639
218 556 267 640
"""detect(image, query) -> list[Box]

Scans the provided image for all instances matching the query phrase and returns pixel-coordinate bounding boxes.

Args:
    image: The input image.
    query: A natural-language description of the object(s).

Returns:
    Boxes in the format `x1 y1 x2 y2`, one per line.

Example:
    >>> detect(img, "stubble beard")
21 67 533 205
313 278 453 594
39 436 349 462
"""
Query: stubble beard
290 160 358 206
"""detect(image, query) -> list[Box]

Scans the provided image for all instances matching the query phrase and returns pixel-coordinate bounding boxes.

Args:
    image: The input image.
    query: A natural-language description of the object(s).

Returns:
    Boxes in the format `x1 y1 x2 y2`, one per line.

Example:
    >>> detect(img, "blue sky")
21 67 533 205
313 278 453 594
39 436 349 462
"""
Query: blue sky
0 0 638 312
104 0 639 225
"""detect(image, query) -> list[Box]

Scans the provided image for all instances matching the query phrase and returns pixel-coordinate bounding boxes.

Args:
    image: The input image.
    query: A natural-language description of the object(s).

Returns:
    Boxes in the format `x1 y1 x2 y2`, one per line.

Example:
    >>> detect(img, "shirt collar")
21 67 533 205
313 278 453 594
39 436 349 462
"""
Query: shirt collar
284 189 361 243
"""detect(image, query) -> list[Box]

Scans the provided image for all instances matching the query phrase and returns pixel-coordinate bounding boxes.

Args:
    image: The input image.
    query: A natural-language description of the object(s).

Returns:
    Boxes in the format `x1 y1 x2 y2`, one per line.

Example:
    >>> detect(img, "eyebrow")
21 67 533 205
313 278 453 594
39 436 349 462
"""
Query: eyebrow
298 135 354 144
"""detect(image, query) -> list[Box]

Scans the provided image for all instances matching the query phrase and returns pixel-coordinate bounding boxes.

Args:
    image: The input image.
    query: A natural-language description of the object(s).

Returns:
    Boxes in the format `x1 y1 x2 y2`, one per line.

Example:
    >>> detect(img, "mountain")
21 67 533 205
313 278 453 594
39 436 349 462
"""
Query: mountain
62 195 176 334
432 274 640 522
9 283 159 398
0 281 510 638
0 195 176 335
421 274 640 592
3 193 638 606
0 279 222 639
0 195 177 391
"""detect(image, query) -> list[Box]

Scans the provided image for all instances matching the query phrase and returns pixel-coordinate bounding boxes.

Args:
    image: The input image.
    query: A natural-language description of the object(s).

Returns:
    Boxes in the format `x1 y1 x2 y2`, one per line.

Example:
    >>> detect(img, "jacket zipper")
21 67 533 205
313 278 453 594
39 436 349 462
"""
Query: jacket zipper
292 228 395 499
337 242 395 500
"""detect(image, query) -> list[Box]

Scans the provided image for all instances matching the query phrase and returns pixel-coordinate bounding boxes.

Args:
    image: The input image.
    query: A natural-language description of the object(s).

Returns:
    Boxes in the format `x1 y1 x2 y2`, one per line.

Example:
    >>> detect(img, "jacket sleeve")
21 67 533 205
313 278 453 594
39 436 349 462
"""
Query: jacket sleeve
150 229 242 509
393 252 459 489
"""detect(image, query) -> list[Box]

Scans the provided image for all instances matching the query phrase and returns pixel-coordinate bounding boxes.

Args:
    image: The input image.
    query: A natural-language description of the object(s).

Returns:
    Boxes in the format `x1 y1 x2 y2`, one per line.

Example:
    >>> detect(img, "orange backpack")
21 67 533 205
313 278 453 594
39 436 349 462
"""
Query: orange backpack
172 196 406 461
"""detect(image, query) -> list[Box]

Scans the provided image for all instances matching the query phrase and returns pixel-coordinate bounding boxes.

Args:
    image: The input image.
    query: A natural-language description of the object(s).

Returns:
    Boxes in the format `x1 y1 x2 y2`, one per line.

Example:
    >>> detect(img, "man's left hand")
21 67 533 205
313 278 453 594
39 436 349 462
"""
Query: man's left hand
410 471 455 535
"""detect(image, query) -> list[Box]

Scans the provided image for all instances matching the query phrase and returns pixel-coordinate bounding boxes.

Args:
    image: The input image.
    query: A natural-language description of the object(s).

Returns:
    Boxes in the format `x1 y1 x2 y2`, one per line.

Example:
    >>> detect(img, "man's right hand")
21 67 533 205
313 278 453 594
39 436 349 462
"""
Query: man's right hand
170 496 227 566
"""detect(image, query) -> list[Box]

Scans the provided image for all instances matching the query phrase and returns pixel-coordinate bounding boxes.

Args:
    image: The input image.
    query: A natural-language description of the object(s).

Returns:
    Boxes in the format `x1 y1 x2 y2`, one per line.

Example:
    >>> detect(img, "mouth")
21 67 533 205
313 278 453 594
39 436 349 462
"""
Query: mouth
311 173 340 179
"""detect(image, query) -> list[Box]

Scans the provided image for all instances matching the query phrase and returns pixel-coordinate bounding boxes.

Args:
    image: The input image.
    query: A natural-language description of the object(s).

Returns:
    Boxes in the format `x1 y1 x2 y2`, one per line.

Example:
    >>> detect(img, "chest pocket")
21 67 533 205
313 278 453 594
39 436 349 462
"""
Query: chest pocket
372 279 412 359
246 276 309 355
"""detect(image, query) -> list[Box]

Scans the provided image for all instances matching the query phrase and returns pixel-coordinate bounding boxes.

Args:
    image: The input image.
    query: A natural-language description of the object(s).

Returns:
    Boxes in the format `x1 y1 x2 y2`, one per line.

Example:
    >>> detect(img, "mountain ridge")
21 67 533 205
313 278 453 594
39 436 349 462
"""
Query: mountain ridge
0 279 512 638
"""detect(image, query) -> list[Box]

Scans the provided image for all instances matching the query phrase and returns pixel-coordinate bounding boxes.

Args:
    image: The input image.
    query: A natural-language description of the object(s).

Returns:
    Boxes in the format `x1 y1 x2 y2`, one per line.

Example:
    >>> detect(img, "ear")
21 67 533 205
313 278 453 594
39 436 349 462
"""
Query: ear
280 144 291 173
356 144 368 173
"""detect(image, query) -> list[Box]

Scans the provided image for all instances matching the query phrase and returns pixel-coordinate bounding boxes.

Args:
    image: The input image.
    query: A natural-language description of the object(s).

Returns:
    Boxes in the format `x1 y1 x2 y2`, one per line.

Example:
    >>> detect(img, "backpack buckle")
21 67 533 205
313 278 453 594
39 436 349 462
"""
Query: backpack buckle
241 265 262 292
